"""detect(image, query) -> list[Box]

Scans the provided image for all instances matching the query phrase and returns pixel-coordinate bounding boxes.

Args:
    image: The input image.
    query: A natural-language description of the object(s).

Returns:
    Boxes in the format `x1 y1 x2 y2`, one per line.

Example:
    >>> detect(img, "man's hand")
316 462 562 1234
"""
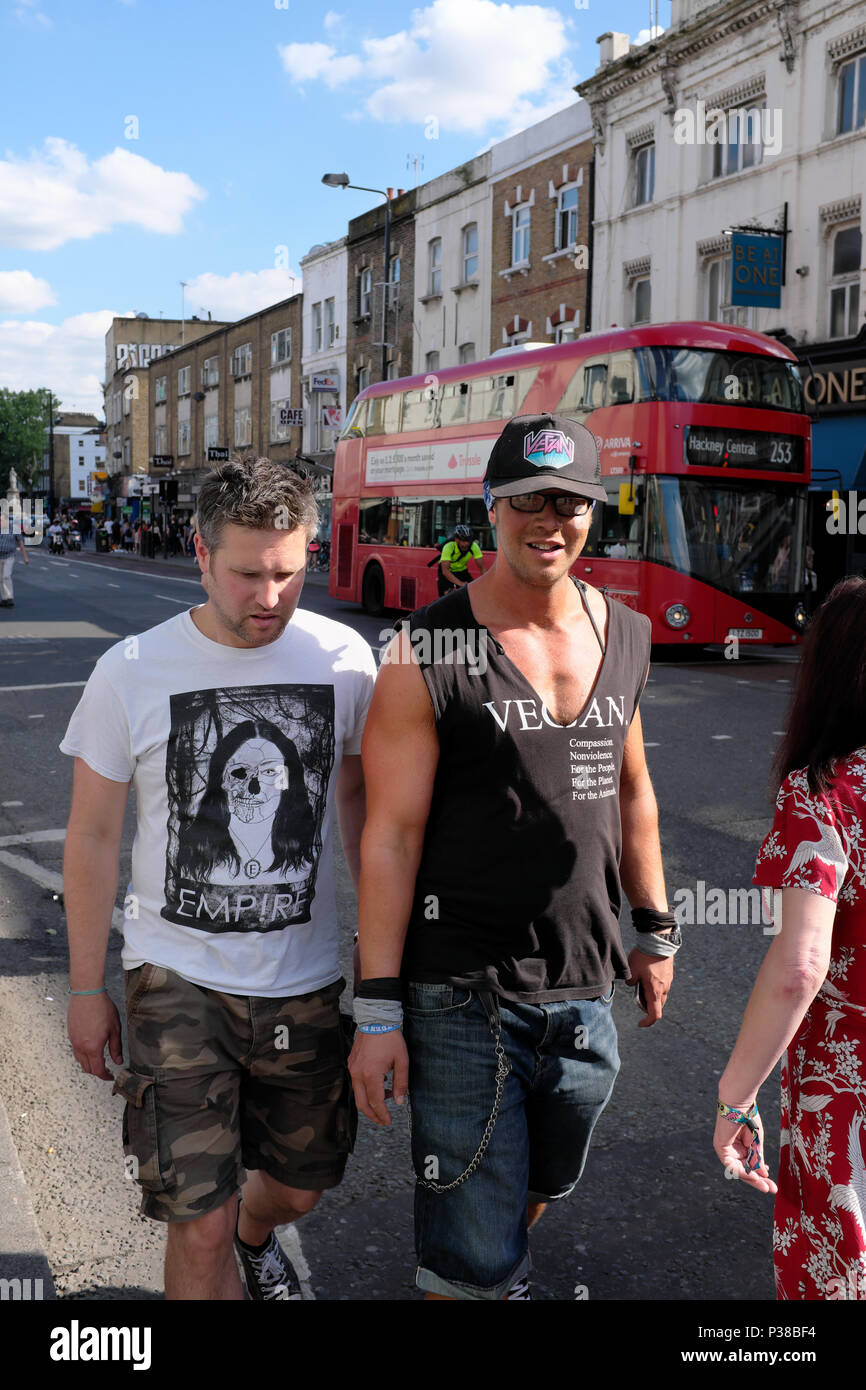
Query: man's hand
349 1030 409 1127
68 993 123 1079
625 948 674 1027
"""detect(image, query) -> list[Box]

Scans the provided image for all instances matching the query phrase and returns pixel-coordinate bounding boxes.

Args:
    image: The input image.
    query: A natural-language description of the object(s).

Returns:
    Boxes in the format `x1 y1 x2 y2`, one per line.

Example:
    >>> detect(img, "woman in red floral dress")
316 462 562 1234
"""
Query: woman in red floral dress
714 577 866 1300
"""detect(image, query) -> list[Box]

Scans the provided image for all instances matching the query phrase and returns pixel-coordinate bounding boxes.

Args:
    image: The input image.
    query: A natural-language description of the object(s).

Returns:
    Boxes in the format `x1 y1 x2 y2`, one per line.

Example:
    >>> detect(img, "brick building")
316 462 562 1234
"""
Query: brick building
489 103 594 351
346 188 416 395
146 295 305 514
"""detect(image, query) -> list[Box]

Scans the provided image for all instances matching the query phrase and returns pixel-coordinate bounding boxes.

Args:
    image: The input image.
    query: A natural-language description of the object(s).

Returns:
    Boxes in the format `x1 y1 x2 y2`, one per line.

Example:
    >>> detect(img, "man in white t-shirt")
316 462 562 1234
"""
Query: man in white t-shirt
59 455 376 1301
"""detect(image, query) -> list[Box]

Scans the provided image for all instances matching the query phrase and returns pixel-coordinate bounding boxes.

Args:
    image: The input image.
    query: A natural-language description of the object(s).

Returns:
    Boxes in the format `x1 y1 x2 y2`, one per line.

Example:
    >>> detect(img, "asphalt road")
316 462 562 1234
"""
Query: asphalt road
0 543 803 1301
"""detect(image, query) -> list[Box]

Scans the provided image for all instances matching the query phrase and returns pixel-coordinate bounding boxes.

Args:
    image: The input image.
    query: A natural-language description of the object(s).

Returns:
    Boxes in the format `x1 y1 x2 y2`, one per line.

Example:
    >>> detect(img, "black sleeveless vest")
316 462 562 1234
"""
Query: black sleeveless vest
402 581 652 1001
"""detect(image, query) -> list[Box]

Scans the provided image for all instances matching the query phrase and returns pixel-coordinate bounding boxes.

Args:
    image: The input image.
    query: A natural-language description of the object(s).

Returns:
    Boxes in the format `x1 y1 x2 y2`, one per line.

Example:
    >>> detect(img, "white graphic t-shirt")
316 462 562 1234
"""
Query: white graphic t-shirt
59 605 376 997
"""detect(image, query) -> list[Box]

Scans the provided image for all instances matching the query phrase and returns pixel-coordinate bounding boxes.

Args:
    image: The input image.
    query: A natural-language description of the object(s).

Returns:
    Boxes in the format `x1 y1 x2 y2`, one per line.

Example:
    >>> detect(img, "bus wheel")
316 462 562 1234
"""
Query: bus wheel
361 563 385 616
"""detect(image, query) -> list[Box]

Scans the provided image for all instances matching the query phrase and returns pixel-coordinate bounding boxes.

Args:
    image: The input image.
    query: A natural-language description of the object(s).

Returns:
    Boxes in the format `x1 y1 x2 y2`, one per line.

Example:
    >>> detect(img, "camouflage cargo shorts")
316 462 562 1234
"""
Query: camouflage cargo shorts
111 963 356 1223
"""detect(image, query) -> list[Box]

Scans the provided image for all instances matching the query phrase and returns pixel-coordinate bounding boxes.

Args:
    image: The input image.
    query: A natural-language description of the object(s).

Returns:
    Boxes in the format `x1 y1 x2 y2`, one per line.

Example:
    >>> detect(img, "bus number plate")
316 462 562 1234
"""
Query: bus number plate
727 628 764 640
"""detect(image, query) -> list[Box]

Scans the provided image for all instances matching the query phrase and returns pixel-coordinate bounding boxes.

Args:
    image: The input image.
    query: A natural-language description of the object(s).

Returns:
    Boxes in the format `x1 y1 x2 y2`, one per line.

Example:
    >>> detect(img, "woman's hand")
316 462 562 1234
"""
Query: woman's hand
713 1105 778 1194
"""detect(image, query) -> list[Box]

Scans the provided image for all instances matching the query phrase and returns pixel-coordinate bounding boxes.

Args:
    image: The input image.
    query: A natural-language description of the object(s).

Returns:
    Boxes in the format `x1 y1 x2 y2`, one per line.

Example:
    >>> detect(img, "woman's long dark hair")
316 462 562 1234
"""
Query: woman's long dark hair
774 576 866 796
178 718 316 880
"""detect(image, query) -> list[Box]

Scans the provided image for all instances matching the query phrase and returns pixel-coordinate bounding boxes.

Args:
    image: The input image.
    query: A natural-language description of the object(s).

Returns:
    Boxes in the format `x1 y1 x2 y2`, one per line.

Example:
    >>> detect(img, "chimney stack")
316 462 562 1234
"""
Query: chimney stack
397 188 405 196
386 186 394 199
597 31 630 67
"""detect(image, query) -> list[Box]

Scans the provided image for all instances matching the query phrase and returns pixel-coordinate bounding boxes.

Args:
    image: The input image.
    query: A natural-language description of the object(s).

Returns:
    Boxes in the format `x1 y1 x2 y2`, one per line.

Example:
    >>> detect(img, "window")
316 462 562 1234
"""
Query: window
558 361 608 414
234 406 252 446
557 186 579 248
425 351 440 373
325 297 336 346
312 303 322 352
385 360 399 380
462 224 478 280
270 400 291 443
712 108 763 178
837 53 866 135
439 381 470 425
555 322 578 344
155 376 167 403
231 343 252 376
470 369 538 422
153 423 167 454
707 257 756 328
204 415 219 449
428 239 442 296
178 419 191 455
607 352 635 404
177 366 191 396
78 455 85 465
512 205 530 265
366 393 401 436
359 268 372 317
633 278 651 325
270 330 291 365
123 438 130 471
201 358 219 388
357 365 370 393
828 224 862 338
401 385 439 431
389 255 401 285
459 342 476 364
633 144 655 206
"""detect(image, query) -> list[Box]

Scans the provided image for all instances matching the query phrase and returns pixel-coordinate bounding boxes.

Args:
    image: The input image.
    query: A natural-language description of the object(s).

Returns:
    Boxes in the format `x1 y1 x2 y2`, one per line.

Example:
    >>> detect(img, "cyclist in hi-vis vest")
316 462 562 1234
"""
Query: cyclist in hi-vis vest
437 525 485 596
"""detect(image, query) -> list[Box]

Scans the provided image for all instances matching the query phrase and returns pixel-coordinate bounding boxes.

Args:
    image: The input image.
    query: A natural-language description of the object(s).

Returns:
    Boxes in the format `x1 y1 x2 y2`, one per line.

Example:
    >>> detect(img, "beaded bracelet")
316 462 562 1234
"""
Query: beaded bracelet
718 1100 762 1172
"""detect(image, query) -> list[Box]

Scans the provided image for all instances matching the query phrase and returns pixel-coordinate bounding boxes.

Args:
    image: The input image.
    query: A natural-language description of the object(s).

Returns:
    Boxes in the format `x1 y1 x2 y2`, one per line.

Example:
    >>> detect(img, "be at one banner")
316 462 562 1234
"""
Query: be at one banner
730 233 783 309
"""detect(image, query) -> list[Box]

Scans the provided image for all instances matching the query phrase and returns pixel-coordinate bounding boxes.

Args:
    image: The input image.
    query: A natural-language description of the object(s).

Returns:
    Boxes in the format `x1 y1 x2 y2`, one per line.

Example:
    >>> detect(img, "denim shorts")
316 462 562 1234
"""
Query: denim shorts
403 981 620 1300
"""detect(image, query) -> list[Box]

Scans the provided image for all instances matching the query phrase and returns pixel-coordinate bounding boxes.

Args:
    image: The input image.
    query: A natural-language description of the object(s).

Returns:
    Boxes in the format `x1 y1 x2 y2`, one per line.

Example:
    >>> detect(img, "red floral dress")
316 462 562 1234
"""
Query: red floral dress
753 750 866 1300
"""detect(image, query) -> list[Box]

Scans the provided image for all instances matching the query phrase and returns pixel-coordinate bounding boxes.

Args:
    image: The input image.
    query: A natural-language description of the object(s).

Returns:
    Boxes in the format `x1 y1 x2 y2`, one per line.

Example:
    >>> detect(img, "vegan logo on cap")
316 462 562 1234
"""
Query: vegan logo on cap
523 429 575 470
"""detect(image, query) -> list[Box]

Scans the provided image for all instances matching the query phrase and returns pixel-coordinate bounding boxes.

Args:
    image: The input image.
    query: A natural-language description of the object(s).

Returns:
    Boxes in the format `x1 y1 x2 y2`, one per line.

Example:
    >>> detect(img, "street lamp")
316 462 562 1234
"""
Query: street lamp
321 172 391 381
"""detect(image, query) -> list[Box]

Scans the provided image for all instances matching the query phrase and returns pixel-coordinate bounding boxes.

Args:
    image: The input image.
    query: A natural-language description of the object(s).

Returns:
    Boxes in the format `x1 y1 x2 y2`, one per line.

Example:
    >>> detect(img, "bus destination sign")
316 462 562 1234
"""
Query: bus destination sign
684 427 803 472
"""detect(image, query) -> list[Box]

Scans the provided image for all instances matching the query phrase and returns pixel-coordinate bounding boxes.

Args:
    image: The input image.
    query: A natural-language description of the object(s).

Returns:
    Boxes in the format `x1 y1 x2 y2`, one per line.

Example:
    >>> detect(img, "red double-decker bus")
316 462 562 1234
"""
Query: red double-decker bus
330 322 811 646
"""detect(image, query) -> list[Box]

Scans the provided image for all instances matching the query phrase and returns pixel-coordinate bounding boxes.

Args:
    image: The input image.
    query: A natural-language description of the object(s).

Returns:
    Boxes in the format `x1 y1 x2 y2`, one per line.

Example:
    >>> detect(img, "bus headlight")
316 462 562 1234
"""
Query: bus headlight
794 603 807 630
664 603 690 630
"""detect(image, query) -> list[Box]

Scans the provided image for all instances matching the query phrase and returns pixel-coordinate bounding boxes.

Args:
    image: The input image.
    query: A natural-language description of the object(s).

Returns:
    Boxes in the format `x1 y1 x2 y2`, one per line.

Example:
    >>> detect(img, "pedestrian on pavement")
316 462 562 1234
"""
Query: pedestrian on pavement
60 454 375 1301
714 576 866 1301
111 518 121 551
435 524 486 596
349 414 678 1300
0 504 30 606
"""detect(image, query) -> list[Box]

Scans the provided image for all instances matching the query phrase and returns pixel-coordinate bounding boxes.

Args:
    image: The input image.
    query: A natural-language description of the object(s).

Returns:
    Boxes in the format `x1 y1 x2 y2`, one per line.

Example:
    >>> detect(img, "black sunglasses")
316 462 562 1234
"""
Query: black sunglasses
508 493 594 518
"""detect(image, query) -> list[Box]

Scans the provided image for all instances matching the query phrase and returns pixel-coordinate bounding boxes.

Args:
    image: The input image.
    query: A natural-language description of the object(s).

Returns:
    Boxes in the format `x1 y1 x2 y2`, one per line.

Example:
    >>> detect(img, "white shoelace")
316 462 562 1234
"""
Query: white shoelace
248 1239 301 1300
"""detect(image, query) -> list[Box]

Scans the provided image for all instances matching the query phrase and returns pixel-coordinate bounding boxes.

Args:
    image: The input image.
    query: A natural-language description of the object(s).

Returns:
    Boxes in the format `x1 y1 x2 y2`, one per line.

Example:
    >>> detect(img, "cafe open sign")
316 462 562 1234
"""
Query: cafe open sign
730 233 782 309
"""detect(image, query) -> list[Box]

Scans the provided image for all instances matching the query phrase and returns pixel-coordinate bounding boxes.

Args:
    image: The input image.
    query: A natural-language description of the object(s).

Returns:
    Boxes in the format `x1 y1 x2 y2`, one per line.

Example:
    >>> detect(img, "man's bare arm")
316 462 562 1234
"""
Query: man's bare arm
335 753 365 892
619 708 674 1027
349 629 439 1125
64 758 129 1077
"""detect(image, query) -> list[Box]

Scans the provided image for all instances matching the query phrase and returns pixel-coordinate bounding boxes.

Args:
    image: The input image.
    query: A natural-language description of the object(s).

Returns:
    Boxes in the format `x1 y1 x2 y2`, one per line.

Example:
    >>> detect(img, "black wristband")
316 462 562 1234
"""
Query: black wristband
631 907 678 933
357 977 403 1001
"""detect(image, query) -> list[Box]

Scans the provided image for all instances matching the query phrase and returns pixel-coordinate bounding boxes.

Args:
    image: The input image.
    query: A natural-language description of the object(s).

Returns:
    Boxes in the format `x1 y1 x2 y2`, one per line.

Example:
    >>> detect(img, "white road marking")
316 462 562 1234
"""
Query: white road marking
711 734 733 740
0 830 66 848
28 714 45 719
154 595 190 604
644 741 660 747
773 730 785 735
0 622 120 639
31 554 201 587
0 681 86 692
108 583 120 588
276 1222 315 1301
2 801 24 807
0 845 124 932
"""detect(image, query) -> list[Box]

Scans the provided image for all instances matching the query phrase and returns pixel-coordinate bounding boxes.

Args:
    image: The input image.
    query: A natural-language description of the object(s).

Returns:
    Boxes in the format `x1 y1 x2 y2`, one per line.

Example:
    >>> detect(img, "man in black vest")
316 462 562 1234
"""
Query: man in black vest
349 414 679 1300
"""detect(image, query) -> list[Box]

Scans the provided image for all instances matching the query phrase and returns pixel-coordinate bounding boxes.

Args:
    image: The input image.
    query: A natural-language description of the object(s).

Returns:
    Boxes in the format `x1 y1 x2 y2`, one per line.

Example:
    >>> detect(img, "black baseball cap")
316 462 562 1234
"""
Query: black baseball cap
484 413 606 502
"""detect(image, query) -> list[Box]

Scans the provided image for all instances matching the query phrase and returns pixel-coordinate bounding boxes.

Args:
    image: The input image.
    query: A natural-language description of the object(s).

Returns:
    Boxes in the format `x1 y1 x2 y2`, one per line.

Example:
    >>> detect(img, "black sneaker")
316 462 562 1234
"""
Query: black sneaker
234 1204 303 1301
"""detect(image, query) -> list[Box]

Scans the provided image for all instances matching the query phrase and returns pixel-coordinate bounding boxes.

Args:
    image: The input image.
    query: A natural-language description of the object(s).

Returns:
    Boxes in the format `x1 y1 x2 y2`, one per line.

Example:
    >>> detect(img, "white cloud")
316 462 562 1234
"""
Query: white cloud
15 0 52 28
280 0 578 132
0 270 57 313
182 269 302 322
279 41 363 88
0 309 117 415
323 10 344 32
633 25 665 46
0 138 206 251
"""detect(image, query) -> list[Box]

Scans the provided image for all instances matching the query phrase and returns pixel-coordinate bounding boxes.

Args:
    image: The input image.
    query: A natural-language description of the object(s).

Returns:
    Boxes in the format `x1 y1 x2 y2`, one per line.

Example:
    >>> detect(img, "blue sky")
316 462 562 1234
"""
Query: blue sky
0 0 670 412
